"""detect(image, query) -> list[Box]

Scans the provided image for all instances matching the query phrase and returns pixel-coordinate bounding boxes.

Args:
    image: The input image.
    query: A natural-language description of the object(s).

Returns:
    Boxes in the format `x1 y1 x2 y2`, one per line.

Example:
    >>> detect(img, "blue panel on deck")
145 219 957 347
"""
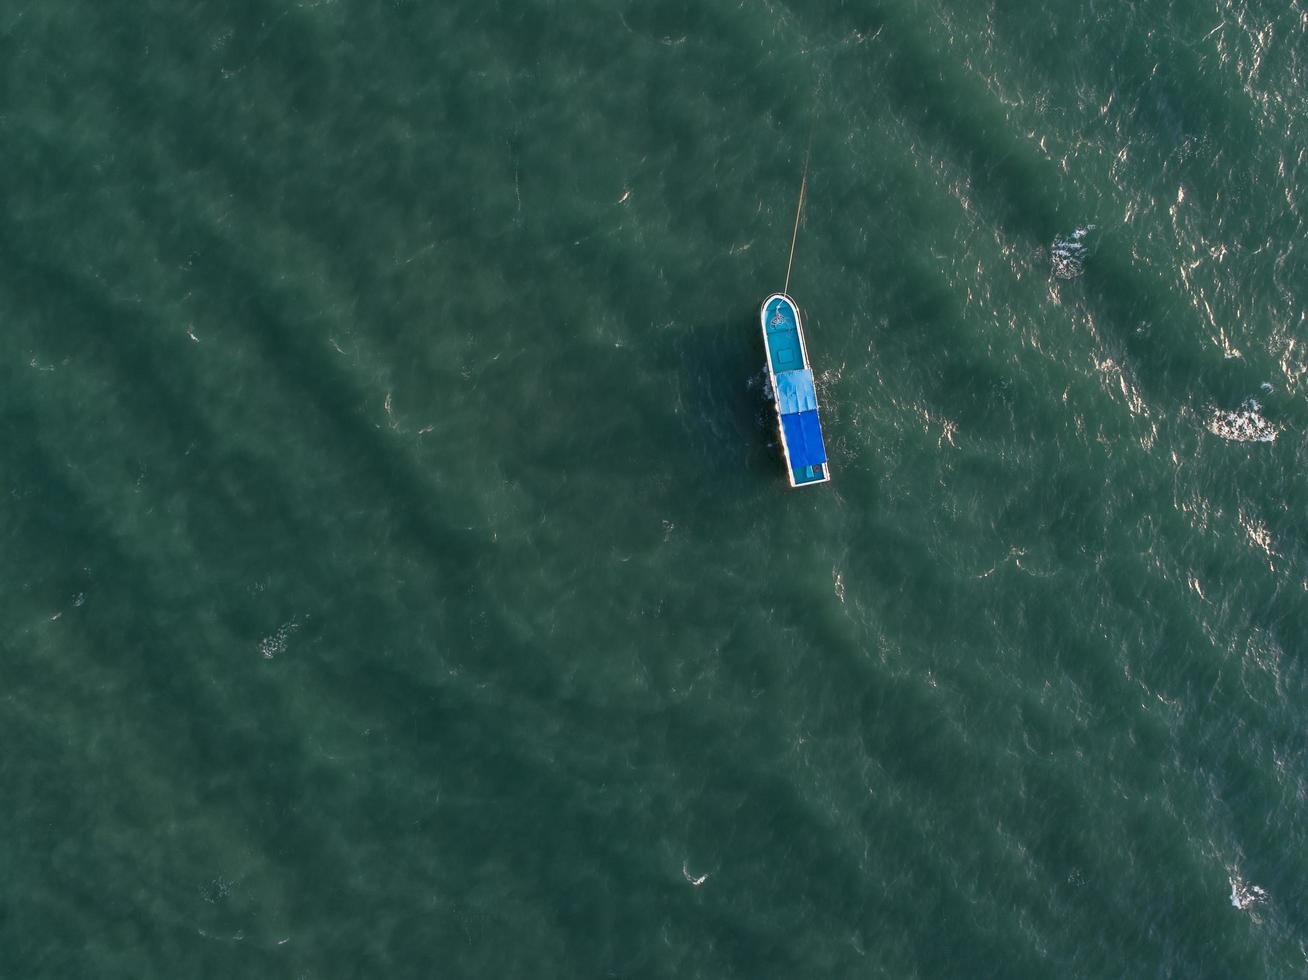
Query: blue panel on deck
799 410 827 463
780 409 828 468
775 369 817 415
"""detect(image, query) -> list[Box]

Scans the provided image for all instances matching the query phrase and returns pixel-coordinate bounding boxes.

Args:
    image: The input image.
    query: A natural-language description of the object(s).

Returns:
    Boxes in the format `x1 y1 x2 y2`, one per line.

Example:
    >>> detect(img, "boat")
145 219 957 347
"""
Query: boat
760 292 830 487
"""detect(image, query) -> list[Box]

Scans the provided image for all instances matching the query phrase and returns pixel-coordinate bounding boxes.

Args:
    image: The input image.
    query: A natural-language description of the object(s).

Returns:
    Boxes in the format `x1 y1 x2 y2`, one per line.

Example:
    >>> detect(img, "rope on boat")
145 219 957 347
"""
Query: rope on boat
783 88 819 297
783 153 808 297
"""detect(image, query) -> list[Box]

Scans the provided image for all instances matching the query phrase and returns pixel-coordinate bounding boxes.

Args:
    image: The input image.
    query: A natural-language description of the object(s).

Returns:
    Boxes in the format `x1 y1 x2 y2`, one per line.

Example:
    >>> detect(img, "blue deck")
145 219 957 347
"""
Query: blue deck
761 294 830 487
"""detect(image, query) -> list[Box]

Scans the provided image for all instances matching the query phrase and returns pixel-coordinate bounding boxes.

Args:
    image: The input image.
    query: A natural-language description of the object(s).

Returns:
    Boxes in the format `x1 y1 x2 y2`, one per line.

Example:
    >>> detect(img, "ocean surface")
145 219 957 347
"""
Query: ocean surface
3 1 1306 976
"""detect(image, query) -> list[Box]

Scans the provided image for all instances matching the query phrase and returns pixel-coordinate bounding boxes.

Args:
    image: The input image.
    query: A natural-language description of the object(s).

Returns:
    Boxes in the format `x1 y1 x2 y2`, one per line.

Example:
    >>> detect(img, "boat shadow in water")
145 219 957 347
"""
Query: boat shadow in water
674 311 784 486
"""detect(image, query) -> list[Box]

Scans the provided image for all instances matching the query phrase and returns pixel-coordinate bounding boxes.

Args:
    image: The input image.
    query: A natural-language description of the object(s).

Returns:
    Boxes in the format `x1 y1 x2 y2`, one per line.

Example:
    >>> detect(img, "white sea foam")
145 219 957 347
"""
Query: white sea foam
1229 874 1267 910
260 619 300 659
1051 225 1095 279
1240 512 1275 560
1206 398 1277 442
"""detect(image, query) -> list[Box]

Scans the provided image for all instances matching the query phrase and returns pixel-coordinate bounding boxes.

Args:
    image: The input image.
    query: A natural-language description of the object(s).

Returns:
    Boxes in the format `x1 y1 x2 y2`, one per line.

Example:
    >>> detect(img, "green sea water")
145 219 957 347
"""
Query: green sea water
3 1 1307 976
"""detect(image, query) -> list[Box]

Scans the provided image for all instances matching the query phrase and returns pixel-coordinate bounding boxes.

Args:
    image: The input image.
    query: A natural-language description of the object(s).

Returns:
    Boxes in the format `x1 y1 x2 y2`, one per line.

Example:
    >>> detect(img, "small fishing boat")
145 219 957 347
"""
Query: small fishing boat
761 293 829 487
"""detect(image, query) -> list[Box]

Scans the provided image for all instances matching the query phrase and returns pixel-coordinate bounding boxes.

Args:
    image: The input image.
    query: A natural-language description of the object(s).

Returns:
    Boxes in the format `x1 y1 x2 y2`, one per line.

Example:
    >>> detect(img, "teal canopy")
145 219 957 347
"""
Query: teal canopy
775 368 817 415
